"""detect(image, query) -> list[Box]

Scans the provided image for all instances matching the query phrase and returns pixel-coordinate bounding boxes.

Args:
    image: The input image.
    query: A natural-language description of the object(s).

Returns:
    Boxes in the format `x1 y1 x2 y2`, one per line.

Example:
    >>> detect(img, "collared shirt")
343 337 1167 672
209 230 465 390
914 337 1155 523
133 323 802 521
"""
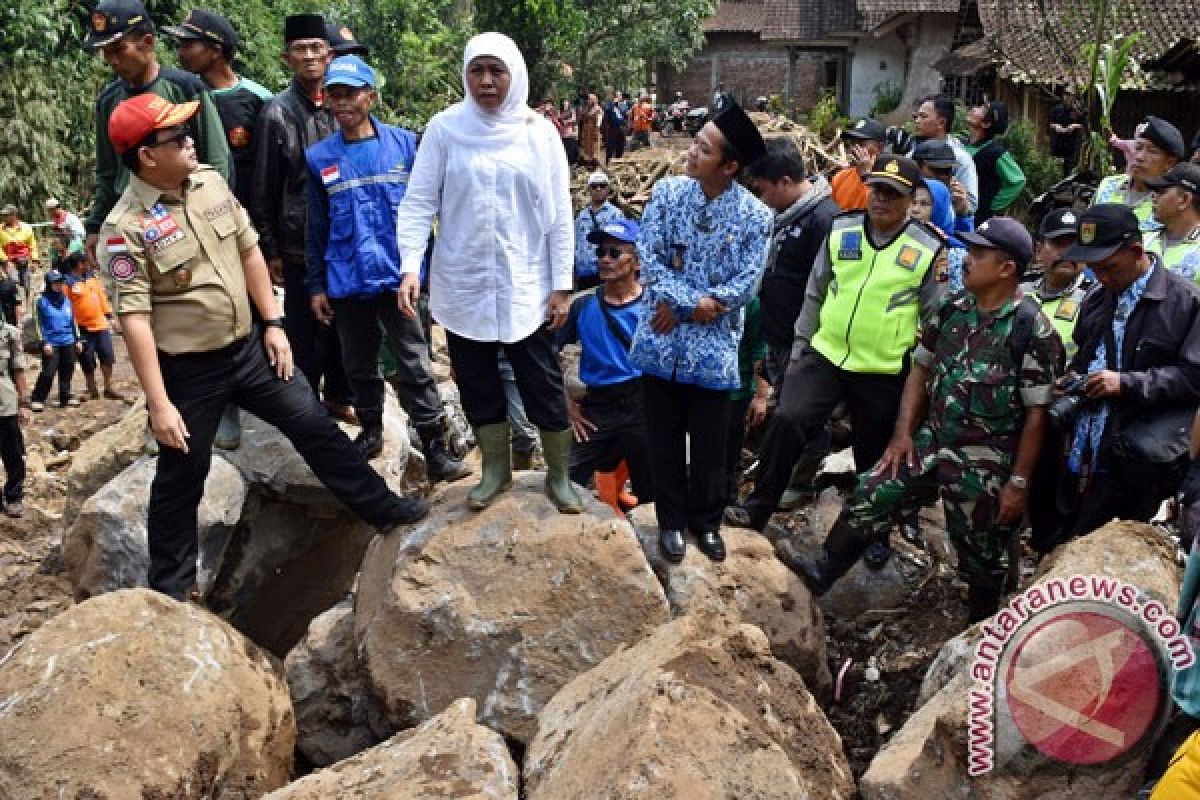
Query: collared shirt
395 113 573 344
629 176 772 390
97 167 258 355
573 202 624 279
1093 174 1161 231
0 323 25 417
1068 265 1154 473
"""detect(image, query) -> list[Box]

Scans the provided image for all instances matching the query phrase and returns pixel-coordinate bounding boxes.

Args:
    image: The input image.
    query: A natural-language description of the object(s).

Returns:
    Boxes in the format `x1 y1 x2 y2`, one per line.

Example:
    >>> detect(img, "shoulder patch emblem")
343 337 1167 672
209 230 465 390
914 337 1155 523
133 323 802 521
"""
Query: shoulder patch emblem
321 165 340 185
838 230 862 260
228 126 251 148
109 255 136 282
896 244 920 270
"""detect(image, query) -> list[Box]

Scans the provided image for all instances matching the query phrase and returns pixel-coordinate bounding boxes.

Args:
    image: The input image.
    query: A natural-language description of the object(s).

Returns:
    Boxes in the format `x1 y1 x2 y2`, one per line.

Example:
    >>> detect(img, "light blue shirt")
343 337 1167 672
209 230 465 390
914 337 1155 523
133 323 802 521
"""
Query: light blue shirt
573 202 624 278
629 176 772 390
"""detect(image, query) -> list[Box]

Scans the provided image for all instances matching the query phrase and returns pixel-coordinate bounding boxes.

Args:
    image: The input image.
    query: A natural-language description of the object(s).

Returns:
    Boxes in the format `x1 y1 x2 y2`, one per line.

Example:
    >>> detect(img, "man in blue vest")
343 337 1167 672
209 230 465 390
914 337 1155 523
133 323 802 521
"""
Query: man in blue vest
305 55 468 482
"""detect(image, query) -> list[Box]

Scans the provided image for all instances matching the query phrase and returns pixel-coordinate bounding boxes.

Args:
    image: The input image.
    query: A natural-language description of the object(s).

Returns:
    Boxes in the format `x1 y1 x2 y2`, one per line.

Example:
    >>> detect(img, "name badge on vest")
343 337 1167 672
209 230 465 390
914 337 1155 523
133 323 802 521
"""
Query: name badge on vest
896 245 920 270
838 230 862 261
1055 298 1079 321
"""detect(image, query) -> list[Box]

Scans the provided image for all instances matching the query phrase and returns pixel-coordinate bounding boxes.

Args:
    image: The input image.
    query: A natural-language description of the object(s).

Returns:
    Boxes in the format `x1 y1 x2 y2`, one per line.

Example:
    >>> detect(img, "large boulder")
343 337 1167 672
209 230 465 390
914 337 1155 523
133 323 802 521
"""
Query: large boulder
355 473 670 745
0 588 295 798
263 698 518 800
628 505 831 698
62 454 246 599
861 520 1183 800
285 599 389 767
61 401 148 529
525 615 856 799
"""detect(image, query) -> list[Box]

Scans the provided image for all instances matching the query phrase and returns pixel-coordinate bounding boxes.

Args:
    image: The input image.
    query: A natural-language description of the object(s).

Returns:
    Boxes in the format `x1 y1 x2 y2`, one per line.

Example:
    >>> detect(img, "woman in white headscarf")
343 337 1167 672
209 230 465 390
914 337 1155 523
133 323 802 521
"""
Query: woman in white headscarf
396 32 580 513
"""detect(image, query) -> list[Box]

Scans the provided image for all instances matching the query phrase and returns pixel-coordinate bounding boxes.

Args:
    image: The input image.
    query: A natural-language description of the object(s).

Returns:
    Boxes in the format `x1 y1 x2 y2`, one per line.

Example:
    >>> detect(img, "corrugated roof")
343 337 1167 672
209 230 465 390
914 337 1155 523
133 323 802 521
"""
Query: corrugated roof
855 0 959 31
976 0 1200 87
703 0 767 33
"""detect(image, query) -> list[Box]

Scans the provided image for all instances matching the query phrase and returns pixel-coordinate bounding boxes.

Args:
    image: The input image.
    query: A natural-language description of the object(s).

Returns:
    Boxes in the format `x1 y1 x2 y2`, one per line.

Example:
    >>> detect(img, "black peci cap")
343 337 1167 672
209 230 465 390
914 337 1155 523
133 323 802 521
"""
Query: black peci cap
163 9 238 55
1063 203 1142 263
711 101 767 168
84 0 153 49
283 13 327 44
1140 116 1186 161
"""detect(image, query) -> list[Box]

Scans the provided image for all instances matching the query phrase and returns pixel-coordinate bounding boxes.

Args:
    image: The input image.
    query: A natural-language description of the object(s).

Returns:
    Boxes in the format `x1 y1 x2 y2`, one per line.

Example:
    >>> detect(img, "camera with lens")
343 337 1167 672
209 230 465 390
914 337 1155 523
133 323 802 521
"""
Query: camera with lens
1047 374 1090 428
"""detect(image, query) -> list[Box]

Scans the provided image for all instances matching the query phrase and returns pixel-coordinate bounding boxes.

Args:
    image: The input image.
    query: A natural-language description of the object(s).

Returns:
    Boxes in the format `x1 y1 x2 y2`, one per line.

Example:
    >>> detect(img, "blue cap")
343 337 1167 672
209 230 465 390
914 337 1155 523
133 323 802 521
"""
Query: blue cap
325 55 376 89
45 270 65 283
587 219 640 245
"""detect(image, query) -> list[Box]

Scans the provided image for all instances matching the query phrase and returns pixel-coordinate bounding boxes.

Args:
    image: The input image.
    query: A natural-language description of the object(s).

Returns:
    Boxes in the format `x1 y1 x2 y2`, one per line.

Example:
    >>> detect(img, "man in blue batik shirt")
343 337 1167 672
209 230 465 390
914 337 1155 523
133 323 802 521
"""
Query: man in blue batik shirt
573 171 624 289
630 102 772 565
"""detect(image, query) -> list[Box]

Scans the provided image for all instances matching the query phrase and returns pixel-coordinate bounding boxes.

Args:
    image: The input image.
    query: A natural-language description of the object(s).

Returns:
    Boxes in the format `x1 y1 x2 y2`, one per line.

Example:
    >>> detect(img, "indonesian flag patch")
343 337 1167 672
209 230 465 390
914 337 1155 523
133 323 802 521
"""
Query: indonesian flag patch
105 236 129 254
320 165 340 185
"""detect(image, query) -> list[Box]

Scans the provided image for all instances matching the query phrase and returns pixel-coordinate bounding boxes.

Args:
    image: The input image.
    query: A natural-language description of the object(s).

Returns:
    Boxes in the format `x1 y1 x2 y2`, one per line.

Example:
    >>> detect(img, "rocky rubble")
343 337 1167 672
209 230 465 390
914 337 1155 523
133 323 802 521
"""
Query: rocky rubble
525 614 856 799
0 588 295 798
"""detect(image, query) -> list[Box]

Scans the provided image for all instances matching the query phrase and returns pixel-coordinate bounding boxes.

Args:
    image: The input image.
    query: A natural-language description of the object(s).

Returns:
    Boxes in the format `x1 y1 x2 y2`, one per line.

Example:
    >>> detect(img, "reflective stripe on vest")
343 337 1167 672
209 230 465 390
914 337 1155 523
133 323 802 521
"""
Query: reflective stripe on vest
811 215 939 374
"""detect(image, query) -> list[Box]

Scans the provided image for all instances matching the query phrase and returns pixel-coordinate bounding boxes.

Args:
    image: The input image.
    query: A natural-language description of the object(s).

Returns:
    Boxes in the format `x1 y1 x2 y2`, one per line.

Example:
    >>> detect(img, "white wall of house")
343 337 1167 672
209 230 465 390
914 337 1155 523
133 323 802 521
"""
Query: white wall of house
847 34 908 117
898 15 957 110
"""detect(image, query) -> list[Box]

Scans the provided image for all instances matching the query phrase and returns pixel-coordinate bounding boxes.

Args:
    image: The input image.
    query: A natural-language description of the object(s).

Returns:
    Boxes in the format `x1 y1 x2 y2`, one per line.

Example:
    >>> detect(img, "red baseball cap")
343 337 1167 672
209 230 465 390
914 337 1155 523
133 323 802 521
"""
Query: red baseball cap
108 94 199 155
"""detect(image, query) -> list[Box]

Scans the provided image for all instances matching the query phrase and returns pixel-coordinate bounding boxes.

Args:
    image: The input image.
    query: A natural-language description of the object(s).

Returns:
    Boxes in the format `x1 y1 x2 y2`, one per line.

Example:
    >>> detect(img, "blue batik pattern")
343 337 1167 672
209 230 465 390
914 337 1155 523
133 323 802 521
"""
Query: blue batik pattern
573 201 624 279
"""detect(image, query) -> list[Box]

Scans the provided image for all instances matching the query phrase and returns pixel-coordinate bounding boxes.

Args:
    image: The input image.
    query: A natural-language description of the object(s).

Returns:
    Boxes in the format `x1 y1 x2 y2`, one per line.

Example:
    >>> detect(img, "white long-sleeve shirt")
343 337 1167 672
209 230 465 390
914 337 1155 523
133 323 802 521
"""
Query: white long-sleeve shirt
395 111 574 343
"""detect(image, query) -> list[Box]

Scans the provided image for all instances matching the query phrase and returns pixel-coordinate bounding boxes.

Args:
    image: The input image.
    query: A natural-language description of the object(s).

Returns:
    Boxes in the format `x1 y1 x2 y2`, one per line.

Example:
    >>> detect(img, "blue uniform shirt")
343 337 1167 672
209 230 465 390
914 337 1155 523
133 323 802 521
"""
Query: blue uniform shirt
558 289 641 386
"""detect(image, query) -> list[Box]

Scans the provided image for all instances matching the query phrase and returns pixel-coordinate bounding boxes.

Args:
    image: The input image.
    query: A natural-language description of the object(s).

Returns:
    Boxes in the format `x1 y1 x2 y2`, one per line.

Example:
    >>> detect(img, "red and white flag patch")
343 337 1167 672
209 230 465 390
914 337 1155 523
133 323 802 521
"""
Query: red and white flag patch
320 165 340 185
105 236 129 254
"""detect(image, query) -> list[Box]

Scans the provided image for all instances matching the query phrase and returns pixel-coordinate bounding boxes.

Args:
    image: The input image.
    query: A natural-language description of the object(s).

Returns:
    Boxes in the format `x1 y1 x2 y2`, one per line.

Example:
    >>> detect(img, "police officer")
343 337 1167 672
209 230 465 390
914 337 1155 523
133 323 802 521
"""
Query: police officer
1145 162 1200 280
1092 116 1185 231
1022 207 1091 361
83 0 231 264
726 156 944 540
305 55 468 479
97 94 428 601
778 218 1063 621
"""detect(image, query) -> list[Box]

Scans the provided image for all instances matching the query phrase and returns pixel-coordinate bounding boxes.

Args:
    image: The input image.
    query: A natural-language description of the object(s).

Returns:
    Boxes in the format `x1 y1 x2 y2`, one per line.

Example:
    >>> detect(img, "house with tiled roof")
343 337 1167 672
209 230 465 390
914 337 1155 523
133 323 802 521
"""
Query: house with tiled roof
660 0 970 117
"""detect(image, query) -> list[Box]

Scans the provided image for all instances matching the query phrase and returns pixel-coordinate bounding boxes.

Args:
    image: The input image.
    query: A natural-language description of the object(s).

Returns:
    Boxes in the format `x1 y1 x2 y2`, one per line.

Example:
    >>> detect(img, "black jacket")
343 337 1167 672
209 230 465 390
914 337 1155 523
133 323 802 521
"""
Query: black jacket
759 176 839 350
249 80 335 262
1070 258 1200 430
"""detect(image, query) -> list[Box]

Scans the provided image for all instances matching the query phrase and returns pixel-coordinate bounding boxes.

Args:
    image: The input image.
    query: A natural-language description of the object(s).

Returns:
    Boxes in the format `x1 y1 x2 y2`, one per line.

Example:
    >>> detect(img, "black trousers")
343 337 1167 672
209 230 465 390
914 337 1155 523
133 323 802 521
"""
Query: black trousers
445 327 568 431
31 344 75 404
283 258 352 406
569 379 654 500
726 394 753 503
0 415 24 504
642 375 731 533
148 328 413 600
743 347 905 526
331 291 442 434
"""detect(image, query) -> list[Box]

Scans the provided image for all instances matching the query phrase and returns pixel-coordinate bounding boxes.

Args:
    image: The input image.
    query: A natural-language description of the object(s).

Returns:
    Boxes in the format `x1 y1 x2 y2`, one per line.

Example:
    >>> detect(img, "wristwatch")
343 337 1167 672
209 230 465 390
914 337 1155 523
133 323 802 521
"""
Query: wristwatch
263 317 285 329
1008 475 1028 490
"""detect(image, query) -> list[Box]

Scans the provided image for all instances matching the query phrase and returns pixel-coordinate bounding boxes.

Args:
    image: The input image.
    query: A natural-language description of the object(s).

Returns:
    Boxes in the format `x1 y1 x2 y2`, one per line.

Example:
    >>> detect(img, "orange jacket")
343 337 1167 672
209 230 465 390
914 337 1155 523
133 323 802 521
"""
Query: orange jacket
831 167 868 211
67 275 112 332
631 103 654 133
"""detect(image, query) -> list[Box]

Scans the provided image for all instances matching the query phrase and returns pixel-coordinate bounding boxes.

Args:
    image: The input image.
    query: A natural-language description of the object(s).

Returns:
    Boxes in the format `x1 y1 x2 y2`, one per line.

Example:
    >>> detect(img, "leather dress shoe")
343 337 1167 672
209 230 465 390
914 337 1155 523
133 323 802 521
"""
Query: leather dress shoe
696 530 727 562
659 529 686 564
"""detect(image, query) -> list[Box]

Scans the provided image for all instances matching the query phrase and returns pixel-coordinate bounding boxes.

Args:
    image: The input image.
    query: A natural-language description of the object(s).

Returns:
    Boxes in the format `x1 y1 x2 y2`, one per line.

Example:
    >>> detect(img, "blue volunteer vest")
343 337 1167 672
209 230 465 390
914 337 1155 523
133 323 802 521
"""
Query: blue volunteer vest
307 121 416 298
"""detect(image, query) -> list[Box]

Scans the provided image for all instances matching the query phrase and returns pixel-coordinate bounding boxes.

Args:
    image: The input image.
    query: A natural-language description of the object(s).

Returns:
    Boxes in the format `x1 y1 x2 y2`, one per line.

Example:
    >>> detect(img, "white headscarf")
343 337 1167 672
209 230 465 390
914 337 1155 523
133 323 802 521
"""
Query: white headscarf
443 32 534 148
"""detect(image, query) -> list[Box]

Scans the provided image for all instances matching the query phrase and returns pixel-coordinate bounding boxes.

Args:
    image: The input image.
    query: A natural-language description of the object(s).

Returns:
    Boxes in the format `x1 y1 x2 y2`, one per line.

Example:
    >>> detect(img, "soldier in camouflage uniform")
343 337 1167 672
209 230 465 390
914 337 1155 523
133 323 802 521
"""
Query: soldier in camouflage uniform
777 217 1063 621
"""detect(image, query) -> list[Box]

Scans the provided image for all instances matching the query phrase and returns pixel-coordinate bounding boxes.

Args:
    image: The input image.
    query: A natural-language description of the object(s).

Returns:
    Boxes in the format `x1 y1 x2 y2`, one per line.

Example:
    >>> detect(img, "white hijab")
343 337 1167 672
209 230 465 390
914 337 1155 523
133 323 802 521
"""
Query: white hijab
443 32 534 148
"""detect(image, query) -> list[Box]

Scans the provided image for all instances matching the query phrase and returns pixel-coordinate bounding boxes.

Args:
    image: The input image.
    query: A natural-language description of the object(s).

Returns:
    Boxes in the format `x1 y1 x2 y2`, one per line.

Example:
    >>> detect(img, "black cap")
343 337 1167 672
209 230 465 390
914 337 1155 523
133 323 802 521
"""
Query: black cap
284 13 327 44
1145 162 1200 194
1140 116 1186 160
864 155 921 195
959 216 1034 268
1039 207 1081 239
84 0 153 49
325 22 368 56
711 101 767 167
1063 203 1141 263
163 9 238 54
912 139 958 168
842 118 887 142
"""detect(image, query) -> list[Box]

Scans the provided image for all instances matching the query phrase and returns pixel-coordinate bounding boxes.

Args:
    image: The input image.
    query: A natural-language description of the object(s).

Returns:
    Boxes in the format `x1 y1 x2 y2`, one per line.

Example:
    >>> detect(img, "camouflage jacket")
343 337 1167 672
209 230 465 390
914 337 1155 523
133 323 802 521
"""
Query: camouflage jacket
913 289 1063 452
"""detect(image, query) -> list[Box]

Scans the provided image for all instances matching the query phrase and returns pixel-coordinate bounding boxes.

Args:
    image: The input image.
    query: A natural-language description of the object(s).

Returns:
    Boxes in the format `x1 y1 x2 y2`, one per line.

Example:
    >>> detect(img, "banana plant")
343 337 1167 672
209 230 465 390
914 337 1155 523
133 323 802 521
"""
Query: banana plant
1076 0 1142 177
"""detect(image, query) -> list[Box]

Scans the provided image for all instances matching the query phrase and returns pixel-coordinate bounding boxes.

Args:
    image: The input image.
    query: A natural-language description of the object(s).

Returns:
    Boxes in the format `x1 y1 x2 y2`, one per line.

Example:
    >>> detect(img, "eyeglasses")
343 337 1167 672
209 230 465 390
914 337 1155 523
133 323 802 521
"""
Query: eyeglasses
145 129 191 149
596 246 629 259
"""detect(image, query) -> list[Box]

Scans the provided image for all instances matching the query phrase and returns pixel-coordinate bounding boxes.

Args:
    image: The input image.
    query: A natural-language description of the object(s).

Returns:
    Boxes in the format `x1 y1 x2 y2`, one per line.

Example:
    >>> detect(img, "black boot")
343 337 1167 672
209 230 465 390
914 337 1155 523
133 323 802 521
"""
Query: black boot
419 424 471 483
774 515 867 596
354 411 385 460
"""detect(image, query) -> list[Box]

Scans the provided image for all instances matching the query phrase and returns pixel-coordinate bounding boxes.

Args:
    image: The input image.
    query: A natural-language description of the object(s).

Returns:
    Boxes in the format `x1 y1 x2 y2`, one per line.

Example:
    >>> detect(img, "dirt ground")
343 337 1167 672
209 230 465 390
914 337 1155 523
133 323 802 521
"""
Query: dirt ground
0 330 141 655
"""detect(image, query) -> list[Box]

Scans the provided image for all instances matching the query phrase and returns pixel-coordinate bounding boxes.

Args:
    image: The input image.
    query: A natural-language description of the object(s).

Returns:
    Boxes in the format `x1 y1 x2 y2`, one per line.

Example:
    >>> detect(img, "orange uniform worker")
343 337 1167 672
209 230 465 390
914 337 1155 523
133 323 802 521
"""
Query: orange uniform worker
831 118 887 211
61 251 124 400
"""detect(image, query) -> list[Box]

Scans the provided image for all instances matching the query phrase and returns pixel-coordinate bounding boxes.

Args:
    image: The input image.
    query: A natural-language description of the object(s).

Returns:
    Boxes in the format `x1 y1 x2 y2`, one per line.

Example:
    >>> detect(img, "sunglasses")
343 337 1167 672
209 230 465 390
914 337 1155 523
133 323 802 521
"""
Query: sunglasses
596 246 629 259
142 128 191 150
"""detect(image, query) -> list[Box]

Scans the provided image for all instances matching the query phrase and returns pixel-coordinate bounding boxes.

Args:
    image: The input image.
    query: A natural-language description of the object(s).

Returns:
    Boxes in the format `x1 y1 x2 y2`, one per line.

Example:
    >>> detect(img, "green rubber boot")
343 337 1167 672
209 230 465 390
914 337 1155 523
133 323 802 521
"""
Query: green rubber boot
467 422 513 510
539 428 584 514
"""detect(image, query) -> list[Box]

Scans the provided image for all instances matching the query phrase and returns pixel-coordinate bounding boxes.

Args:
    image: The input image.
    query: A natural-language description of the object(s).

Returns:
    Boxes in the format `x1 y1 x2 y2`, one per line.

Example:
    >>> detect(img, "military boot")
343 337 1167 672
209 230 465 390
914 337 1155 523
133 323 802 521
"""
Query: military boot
539 428 583 514
468 422 513 510
354 410 385 460
418 423 471 483
774 515 867 596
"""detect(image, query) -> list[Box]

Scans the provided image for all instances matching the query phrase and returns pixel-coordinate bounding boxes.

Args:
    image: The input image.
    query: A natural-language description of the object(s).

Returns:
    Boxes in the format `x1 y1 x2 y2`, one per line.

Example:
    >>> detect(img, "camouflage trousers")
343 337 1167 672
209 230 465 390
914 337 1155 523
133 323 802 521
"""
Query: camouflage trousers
846 425 1017 584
